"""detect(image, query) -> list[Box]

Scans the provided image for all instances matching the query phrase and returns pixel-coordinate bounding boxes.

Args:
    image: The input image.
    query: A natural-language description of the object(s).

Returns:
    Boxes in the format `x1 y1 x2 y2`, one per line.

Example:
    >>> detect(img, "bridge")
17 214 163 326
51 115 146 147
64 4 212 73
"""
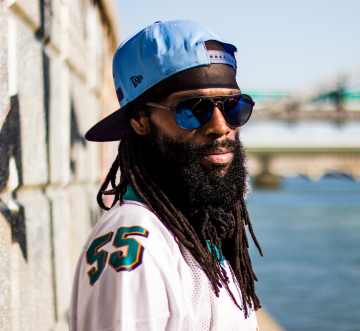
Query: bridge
250 66 360 123
241 67 360 186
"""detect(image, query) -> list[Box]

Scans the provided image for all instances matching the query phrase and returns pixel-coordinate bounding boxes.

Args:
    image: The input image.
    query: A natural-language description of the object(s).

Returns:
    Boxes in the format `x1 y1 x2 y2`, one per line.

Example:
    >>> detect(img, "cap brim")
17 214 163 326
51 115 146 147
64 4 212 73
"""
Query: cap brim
85 105 129 142
86 57 238 142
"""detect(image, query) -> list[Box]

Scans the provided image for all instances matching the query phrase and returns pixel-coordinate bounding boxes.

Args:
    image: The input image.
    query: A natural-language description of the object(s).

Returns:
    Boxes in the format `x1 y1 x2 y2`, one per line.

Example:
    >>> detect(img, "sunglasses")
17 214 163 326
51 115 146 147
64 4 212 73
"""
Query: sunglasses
147 94 254 130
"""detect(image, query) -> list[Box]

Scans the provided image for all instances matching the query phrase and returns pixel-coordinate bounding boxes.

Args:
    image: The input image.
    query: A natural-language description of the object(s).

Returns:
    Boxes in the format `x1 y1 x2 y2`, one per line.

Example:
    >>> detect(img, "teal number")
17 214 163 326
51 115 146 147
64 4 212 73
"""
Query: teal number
109 226 149 272
86 232 113 286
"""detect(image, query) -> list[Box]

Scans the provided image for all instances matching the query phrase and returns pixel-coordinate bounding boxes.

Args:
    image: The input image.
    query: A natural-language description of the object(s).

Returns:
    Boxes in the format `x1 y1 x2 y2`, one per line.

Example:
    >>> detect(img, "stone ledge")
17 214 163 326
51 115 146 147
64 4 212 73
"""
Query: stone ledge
256 308 285 331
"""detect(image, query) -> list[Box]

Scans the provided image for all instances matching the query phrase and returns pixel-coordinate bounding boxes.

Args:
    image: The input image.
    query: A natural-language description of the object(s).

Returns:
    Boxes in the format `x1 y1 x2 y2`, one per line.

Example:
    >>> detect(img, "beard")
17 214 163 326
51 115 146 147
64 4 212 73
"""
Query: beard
139 119 249 245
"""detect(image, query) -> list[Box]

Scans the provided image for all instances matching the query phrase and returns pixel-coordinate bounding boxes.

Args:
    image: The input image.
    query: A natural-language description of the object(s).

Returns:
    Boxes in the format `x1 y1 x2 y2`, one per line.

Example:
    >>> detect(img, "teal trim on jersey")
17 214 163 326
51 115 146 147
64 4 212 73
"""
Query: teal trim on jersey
206 241 226 267
123 185 144 203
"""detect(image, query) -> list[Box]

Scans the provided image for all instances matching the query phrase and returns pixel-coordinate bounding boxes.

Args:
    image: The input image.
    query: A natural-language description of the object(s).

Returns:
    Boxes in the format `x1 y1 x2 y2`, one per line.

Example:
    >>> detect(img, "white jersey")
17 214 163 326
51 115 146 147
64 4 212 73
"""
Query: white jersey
70 200 258 331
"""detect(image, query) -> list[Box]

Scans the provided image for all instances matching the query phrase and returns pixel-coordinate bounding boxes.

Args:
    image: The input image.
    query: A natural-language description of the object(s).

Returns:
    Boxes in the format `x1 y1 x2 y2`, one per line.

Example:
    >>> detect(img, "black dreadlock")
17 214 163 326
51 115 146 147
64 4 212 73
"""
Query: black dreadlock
97 125 263 318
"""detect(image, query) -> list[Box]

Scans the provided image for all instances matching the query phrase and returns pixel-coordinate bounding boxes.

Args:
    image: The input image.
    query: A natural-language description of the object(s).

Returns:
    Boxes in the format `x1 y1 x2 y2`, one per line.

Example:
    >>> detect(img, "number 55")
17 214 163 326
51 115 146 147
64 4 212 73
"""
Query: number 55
109 226 149 272
86 226 149 286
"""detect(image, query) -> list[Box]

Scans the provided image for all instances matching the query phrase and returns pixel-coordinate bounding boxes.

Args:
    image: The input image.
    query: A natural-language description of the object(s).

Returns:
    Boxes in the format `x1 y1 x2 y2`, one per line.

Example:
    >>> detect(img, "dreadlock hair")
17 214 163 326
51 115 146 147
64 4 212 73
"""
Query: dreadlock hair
97 124 263 318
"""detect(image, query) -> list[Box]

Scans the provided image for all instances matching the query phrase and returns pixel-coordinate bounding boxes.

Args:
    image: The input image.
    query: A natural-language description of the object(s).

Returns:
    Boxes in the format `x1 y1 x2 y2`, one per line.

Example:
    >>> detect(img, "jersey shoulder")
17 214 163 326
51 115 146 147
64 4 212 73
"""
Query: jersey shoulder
84 201 178 254
70 201 187 331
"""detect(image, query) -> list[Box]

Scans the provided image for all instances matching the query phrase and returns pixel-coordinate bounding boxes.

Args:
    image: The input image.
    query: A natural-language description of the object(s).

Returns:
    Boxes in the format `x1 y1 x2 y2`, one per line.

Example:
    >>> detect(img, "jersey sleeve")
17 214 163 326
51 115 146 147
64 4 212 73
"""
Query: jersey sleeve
69 202 187 331
244 307 259 330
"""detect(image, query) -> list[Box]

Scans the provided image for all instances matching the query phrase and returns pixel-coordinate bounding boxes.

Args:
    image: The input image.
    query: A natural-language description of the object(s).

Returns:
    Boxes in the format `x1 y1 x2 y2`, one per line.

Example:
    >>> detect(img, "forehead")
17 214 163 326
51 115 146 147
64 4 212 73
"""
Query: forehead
170 88 241 99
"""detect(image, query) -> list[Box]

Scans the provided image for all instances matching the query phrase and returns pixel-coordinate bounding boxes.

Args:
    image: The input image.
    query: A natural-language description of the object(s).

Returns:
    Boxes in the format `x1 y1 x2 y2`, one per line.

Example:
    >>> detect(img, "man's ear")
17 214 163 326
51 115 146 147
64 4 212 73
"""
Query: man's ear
130 110 150 136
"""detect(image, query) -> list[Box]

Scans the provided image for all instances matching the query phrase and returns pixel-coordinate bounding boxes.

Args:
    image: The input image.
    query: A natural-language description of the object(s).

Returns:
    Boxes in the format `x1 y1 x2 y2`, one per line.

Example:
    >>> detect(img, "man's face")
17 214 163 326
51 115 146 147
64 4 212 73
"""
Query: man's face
131 87 241 176
130 87 248 240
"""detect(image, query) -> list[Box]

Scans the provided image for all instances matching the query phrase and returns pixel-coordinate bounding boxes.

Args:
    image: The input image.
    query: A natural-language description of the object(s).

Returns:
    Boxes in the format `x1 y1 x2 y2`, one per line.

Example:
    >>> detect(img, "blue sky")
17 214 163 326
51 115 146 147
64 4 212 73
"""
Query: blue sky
115 0 360 94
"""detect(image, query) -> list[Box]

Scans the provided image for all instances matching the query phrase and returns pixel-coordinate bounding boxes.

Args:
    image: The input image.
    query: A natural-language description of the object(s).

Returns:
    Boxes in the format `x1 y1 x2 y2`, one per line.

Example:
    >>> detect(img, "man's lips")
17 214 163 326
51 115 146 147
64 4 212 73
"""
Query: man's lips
202 152 233 164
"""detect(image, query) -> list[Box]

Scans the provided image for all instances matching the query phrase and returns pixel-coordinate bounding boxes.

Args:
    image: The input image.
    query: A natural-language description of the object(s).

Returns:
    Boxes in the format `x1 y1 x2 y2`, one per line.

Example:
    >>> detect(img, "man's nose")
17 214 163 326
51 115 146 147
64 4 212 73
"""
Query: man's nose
203 106 231 136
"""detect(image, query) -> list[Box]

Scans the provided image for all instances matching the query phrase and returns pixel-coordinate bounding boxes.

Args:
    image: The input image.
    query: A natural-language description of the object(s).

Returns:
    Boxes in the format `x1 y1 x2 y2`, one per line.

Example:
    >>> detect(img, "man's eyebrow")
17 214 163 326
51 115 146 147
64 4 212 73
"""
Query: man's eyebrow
176 91 207 98
176 90 238 98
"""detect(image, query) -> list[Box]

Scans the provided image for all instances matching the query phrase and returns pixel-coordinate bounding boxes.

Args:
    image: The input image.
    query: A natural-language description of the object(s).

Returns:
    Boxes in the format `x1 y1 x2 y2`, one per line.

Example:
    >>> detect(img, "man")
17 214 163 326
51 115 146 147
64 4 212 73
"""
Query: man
70 20 262 331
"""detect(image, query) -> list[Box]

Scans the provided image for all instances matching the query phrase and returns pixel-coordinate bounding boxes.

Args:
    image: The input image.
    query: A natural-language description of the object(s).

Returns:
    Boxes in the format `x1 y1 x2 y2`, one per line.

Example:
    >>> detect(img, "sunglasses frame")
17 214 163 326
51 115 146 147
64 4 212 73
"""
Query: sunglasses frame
147 94 255 130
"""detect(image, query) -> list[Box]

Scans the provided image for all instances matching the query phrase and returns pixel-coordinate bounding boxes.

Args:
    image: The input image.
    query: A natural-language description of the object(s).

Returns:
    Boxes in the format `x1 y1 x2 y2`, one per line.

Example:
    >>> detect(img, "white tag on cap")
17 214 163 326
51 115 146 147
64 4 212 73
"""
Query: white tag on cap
208 50 236 70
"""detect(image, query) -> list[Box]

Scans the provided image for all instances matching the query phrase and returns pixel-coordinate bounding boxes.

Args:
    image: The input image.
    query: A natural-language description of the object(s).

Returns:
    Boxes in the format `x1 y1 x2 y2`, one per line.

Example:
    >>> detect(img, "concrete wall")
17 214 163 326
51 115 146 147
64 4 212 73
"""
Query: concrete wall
0 0 119 329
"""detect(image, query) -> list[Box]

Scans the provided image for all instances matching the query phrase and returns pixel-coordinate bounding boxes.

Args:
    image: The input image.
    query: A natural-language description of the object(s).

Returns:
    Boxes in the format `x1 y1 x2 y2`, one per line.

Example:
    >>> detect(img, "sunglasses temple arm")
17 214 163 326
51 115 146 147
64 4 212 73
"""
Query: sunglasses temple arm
146 102 173 111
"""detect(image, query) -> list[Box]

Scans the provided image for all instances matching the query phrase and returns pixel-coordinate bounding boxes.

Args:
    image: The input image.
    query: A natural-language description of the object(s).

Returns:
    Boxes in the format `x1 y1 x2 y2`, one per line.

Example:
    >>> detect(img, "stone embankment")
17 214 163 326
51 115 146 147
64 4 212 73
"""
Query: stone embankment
257 308 286 331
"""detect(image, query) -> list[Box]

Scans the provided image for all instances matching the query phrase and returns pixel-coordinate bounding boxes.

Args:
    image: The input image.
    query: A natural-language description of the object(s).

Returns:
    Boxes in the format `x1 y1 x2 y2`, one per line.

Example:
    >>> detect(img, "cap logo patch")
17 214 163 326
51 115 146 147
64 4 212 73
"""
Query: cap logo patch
131 75 143 88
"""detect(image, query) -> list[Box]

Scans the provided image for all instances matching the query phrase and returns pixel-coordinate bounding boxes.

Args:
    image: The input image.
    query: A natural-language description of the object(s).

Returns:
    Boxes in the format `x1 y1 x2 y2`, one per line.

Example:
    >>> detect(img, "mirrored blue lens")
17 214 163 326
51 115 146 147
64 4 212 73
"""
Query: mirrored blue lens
175 98 214 129
223 95 252 127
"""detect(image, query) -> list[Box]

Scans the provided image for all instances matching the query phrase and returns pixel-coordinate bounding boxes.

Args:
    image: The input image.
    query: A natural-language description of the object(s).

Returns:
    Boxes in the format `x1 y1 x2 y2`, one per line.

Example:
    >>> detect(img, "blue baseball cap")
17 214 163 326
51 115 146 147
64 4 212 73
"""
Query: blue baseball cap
85 20 238 142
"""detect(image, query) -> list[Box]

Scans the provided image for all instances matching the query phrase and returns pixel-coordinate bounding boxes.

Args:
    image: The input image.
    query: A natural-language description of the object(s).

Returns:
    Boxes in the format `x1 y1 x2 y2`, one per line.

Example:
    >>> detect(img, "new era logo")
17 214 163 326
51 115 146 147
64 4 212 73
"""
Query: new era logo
131 75 143 88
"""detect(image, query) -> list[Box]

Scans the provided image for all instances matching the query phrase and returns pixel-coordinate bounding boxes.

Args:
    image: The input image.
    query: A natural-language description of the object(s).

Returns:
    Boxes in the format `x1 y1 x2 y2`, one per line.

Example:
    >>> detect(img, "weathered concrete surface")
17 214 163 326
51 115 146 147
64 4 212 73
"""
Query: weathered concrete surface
49 0 61 53
0 1 9 128
72 73 101 183
16 189 54 330
46 186 72 323
17 19 48 186
0 212 11 331
7 0 41 32
67 184 93 271
86 5 103 95
0 0 118 330
48 57 70 184
10 242 26 331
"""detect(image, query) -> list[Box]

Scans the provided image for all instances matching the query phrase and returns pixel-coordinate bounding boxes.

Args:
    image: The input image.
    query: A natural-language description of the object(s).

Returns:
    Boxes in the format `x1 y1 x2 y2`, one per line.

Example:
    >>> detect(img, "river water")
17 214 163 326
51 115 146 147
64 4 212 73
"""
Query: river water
246 177 360 331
